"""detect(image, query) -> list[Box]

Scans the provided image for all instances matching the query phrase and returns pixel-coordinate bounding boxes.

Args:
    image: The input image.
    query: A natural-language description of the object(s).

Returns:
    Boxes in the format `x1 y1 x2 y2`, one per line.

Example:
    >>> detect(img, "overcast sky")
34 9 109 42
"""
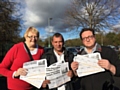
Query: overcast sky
18 0 79 40
16 0 120 40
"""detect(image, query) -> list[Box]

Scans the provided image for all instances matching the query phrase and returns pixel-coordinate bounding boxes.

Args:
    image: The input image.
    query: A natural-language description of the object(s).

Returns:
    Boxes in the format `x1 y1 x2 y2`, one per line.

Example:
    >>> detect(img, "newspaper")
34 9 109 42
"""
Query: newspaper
74 53 105 77
20 59 47 88
46 61 70 89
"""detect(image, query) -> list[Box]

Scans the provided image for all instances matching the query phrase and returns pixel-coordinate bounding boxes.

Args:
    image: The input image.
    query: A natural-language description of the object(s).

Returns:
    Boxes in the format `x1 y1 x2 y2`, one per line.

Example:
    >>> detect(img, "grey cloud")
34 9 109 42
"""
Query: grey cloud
24 0 71 33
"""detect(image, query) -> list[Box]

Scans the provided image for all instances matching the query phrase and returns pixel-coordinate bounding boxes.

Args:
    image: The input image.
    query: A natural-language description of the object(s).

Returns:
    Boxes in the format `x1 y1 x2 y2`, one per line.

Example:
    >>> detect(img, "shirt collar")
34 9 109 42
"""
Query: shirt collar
53 49 64 56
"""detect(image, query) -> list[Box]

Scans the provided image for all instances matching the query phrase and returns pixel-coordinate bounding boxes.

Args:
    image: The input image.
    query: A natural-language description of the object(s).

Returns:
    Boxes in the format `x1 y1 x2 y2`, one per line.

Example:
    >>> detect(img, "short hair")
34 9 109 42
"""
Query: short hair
79 28 95 39
24 26 39 38
51 33 64 43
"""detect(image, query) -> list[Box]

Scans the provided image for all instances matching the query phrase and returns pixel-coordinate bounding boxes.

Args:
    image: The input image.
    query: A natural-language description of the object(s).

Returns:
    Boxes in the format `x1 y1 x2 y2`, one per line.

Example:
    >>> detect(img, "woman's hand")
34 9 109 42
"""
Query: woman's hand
14 68 27 77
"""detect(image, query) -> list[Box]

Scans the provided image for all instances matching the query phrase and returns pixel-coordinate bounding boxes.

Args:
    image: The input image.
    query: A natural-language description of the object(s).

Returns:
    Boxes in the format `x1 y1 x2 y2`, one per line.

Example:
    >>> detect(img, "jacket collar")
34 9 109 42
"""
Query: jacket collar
81 43 102 54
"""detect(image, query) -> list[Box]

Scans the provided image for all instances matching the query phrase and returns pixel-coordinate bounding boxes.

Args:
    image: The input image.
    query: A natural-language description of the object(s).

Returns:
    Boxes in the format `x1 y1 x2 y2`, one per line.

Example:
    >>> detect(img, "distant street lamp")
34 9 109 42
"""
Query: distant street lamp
48 18 52 47
101 30 106 46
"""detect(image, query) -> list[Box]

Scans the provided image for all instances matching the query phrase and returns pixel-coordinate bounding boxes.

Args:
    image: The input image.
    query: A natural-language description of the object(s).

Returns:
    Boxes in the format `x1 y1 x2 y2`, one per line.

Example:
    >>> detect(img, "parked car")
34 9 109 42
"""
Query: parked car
44 47 52 53
107 45 119 52
66 47 78 56
75 47 81 52
75 46 84 53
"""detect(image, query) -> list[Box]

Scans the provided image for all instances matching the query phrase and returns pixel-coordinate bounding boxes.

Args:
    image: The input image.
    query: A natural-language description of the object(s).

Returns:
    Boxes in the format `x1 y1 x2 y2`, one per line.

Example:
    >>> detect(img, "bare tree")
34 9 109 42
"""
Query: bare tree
64 0 120 31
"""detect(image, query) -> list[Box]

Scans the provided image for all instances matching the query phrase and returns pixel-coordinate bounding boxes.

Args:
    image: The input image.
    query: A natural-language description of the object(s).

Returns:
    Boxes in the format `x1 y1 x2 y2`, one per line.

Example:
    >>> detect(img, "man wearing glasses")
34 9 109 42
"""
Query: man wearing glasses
71 28 120 90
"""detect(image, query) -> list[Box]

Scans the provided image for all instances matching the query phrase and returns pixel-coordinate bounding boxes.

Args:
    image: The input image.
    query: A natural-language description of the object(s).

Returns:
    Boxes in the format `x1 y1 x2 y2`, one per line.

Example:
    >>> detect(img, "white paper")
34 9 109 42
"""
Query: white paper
20 59 47 88
46 62 70 89
74 53 105 77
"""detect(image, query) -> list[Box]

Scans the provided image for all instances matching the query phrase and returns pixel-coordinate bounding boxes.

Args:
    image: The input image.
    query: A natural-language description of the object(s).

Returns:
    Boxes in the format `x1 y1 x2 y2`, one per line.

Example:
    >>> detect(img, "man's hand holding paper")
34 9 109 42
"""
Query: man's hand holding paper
46 62 71 89
71 53 105 77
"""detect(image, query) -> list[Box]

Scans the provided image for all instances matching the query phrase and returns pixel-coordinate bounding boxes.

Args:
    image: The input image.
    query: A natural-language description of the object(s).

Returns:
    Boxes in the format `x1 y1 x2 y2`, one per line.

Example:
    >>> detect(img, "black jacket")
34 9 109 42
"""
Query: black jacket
41 48 74 90
74 46 120 90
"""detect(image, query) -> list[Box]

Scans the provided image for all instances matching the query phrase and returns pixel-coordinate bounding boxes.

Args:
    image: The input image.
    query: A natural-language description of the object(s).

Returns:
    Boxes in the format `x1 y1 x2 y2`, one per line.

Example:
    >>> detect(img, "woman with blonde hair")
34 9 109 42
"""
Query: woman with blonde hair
0 26 44 90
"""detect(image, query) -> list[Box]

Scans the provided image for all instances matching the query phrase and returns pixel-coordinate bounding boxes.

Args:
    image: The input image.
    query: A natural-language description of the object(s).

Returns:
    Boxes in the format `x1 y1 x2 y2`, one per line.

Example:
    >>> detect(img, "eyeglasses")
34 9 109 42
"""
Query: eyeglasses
82 35 94 41
27 36 38 39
